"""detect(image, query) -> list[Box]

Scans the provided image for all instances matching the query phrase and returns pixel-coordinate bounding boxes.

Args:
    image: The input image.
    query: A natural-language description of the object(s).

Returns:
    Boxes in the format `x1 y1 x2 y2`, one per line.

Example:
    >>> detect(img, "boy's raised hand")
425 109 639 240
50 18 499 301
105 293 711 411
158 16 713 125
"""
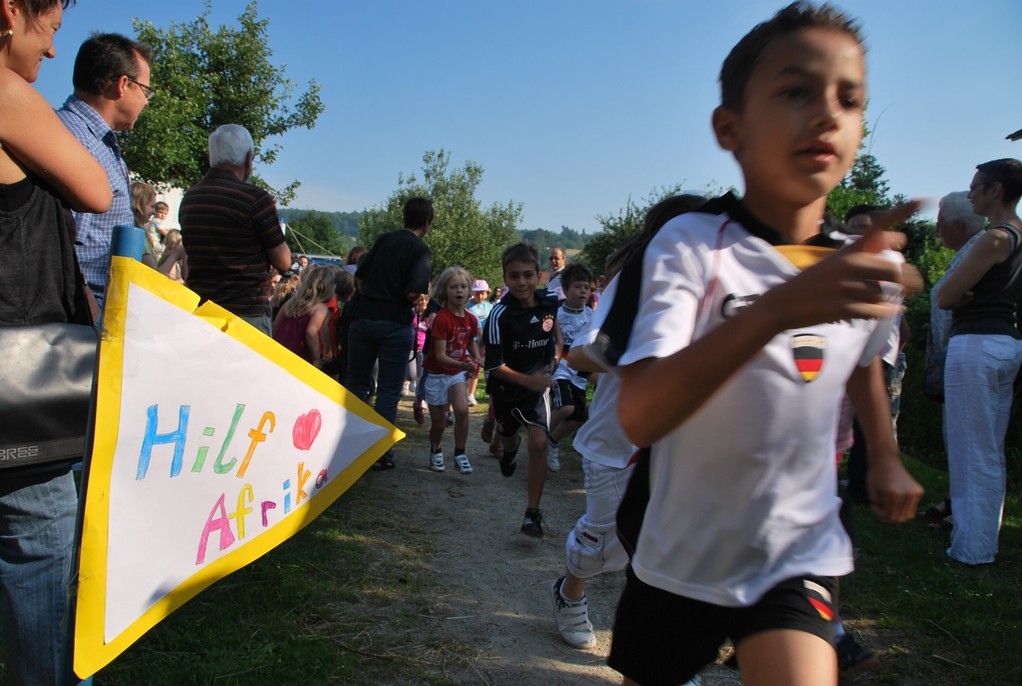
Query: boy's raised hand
758 201 923 331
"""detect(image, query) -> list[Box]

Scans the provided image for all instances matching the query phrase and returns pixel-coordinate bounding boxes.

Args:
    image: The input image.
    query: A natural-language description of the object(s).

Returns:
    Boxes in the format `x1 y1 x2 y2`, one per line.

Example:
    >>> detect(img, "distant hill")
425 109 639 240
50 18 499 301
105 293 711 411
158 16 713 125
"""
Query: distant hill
518 227 590 252
278 209 362 238
278 208 592 251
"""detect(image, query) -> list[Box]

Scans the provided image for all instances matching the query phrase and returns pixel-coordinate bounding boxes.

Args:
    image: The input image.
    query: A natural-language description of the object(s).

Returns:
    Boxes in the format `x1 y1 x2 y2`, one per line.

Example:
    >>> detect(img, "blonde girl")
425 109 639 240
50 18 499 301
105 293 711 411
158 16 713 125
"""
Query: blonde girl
272 265 336 365
131 181 159 268
422 266 481 474
157 228 186 283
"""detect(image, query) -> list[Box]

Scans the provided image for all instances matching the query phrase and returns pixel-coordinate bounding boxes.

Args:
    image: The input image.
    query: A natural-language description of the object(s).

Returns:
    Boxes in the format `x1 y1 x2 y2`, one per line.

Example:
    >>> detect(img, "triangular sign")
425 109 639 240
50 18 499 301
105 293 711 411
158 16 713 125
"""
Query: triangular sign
74 258 402 677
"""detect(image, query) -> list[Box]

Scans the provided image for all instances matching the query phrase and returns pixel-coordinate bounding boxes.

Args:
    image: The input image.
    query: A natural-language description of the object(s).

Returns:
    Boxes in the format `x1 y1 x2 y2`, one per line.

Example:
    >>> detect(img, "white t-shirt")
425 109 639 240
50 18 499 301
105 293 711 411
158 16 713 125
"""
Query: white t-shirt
553 304 594 390
569 281 636 468
606 194 898 607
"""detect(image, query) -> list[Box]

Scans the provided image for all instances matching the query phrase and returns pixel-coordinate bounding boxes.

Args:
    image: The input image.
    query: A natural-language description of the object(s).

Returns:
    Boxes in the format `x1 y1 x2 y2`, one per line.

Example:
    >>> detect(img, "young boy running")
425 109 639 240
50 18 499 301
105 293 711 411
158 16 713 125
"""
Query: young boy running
485 243 562 537
422 266 480 474
595 4 923 685
547 263 596 472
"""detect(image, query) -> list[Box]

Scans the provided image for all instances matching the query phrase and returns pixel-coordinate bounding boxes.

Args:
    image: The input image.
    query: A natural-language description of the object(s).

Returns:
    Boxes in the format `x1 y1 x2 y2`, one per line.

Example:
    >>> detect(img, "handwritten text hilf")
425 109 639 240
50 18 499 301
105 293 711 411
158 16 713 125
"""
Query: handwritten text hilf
134 403 329 565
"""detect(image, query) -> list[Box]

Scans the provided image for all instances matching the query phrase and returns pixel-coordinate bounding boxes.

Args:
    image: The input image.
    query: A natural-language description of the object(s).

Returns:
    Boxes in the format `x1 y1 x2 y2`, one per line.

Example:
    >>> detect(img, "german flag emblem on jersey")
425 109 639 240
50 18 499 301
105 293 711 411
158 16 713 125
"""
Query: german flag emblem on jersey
791 334 825 383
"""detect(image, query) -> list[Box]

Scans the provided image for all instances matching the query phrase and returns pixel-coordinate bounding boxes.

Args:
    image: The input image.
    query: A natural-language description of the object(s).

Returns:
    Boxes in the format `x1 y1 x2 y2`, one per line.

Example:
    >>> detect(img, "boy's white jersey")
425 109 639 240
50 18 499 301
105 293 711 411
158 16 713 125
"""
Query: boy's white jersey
553 304 594 390
616 194 896 607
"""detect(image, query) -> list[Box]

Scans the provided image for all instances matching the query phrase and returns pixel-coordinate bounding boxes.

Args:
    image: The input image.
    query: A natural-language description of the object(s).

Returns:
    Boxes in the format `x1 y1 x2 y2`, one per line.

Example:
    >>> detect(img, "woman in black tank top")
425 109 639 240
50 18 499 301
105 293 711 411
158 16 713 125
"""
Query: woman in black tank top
935 159 1022 566
0 2 114 682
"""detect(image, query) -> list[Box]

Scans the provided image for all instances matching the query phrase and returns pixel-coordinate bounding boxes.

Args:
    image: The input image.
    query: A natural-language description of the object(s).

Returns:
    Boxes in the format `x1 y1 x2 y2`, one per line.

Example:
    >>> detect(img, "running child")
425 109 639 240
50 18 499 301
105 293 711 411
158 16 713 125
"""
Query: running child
485 243 562 537
466 279 494 406
550 195 706 655
547 262 596 472
595 4 923 685
422 266 480 474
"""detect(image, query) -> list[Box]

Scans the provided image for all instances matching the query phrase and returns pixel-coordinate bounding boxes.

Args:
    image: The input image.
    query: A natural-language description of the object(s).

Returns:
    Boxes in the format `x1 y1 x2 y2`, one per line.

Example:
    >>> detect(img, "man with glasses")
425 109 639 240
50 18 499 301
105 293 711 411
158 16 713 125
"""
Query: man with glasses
546 246 567 300
57 32 153 311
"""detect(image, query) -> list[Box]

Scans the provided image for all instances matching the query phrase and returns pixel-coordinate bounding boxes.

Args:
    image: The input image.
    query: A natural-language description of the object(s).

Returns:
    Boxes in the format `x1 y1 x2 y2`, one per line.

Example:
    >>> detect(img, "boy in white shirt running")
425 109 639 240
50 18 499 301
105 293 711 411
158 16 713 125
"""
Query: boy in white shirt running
599 4 924 685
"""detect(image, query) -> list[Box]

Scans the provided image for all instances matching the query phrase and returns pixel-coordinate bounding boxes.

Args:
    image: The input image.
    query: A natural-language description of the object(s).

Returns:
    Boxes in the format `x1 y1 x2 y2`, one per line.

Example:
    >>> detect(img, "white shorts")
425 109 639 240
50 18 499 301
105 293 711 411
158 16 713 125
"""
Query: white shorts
424 371 467 406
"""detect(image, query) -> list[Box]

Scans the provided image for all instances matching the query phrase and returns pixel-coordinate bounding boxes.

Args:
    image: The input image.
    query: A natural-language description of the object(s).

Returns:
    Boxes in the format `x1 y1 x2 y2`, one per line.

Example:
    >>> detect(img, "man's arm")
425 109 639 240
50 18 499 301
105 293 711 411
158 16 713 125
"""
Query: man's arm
267 242 292 274
846 360 923 523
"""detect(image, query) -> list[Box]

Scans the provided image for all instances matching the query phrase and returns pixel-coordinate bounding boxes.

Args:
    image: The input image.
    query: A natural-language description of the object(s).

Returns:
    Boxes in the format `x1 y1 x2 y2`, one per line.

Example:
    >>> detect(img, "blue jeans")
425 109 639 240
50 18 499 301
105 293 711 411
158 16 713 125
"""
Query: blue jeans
345 319 413 456
0 465 78 685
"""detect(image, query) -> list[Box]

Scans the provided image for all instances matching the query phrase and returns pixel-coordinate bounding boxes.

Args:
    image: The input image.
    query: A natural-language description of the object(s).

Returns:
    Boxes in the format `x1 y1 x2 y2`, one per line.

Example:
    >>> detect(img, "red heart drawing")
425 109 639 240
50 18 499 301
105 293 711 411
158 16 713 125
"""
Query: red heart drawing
292 409 322 451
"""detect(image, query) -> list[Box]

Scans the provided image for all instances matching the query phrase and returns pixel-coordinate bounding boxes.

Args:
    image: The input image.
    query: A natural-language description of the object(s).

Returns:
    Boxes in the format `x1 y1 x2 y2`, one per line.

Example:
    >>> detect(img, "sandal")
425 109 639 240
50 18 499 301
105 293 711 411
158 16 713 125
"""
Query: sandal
370 455 396 471
927 515 953 532
923 498 952 521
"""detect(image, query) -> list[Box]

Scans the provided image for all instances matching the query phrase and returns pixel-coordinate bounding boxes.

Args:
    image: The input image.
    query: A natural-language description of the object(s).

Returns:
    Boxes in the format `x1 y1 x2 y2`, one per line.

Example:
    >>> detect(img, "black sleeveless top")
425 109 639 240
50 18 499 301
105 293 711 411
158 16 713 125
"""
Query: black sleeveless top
950 224 1022 339
0 175 82 325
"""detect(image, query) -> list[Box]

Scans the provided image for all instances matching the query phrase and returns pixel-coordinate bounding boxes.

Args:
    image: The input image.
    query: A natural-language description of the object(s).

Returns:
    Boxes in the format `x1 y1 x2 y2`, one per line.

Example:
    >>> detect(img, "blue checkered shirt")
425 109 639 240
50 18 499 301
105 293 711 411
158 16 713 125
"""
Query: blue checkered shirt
56 95 133 308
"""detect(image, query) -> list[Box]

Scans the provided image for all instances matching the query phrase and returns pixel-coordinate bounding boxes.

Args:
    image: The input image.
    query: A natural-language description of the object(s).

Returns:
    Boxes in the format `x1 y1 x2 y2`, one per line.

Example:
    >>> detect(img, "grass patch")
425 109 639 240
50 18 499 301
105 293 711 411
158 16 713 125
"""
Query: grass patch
842 454 1022 685
82 477 464 685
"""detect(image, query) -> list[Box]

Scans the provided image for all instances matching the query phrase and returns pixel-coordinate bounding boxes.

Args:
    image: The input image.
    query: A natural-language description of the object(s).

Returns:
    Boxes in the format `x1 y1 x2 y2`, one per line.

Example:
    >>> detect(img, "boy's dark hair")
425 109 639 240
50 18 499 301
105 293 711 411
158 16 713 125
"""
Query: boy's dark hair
560 263 595 290
597 194 707 367
153 200 169 211
72 32 152 95
501 242 541 273
403 197 434 229
605 195 706 279
719 1 863 112
845 204 875 222
976 158 1022 204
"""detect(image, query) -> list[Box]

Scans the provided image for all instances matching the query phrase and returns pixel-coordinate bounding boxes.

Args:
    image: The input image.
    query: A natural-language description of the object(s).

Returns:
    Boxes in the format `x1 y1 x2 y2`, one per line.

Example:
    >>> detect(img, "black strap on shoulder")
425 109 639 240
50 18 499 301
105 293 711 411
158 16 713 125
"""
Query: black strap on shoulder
995 224 1022 254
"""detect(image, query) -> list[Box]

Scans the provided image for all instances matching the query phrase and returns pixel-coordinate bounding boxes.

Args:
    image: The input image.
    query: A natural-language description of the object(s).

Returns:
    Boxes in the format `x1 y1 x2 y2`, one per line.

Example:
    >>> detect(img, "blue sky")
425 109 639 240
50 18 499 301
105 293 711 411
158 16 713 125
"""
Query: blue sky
34 0 1022 232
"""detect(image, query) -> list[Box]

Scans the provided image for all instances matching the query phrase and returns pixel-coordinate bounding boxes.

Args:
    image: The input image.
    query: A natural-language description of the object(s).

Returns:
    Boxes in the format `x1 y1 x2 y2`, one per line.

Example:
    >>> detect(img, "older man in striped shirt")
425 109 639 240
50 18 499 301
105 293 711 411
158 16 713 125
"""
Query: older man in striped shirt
179 124 292 336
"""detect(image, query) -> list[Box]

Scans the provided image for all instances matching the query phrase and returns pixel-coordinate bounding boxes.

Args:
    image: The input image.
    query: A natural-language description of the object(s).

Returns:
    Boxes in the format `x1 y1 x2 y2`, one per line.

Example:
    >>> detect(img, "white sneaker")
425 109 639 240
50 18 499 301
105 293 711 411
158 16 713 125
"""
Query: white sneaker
547 442 561 472
429 449 445 472
551 576 596 649
454 453 473 474
467 395 477 407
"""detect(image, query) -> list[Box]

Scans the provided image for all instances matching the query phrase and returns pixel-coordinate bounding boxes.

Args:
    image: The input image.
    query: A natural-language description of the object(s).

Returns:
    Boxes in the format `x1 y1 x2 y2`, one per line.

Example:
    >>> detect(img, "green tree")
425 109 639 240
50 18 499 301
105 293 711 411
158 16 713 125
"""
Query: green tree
826 118 892 220
579 184 685 275
359 150 522 287
125 1 324 203
283 210 348 258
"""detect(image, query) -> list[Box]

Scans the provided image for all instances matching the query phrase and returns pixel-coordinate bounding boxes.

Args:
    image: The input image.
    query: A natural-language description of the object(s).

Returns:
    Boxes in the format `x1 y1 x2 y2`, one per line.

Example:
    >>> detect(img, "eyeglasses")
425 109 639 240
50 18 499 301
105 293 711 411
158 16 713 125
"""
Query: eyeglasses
126 76 156 101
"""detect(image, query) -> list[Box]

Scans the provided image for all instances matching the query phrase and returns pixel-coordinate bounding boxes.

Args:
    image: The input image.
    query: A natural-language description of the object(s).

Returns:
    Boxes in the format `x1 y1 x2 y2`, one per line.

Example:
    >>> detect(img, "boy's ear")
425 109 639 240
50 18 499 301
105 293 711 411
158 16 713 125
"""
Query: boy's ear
712 106 741 153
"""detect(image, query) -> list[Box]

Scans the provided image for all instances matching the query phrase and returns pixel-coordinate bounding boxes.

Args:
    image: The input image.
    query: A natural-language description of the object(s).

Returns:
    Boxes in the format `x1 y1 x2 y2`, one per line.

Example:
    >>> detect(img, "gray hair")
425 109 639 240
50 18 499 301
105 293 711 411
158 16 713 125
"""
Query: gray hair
939 191 984 234
208 124 253 167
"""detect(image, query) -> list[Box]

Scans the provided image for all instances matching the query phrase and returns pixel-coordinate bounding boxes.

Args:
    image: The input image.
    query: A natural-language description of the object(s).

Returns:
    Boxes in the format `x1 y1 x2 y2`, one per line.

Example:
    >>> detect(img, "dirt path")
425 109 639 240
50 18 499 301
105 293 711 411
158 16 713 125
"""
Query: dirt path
366 398 739 685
